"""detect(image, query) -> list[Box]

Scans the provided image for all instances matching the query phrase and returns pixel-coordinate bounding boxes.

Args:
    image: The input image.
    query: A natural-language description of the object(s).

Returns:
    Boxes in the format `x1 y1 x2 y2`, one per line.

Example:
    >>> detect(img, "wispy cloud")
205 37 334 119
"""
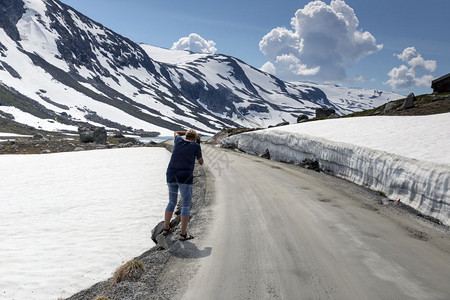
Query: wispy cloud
259 0 382 82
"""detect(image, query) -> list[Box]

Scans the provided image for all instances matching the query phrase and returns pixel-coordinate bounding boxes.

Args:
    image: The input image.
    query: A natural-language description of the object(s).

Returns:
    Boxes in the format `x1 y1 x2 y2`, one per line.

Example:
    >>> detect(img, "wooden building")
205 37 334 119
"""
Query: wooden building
431 73 450 93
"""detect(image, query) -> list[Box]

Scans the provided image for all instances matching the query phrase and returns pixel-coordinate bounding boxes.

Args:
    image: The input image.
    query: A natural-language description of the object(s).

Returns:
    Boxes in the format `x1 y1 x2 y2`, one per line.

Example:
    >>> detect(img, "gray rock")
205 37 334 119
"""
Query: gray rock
297 114 309 123
151 221 165 244
315 107 335 118
41 149 51 154
383 101 397 114
155 234 173 250
259 149 270 159
300 159 320 172
78 126 107 144
33 133 45 140
74 147 85 151
399 92 415 110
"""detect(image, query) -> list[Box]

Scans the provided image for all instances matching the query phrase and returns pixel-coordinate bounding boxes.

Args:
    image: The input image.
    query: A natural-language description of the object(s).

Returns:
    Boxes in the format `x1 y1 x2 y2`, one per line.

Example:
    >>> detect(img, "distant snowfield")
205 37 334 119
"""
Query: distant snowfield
0 148 170 299
223 113 450 225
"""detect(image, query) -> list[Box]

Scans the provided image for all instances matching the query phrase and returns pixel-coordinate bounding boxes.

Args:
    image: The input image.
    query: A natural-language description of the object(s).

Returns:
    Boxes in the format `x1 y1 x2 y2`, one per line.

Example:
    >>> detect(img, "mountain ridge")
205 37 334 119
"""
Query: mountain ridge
0 0 403 136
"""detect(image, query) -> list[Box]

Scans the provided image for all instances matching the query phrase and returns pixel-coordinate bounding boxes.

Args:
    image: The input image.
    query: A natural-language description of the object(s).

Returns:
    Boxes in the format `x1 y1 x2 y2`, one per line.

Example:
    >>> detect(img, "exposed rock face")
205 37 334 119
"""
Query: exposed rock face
0 0 25 41
315 108 335 118
78 126 107 143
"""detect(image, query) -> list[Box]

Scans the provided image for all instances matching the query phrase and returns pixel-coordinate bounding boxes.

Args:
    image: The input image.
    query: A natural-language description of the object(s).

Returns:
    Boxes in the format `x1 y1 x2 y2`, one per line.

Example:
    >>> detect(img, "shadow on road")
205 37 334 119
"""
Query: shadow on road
169 241 212 259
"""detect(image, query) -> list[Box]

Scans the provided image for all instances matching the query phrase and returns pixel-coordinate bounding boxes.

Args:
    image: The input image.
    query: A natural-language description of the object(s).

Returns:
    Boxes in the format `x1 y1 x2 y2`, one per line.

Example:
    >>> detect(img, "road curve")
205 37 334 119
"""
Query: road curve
182 145 450 300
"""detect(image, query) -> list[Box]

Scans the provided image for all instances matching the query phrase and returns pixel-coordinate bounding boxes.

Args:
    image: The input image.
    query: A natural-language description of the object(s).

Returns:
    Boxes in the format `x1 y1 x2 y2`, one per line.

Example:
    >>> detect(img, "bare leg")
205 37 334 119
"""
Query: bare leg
180 215 190 235
164 210 173 229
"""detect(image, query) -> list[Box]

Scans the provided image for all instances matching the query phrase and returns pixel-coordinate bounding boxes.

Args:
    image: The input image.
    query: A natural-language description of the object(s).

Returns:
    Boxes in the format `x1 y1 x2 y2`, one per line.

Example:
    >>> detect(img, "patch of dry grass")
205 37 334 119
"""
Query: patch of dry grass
110 259 146 287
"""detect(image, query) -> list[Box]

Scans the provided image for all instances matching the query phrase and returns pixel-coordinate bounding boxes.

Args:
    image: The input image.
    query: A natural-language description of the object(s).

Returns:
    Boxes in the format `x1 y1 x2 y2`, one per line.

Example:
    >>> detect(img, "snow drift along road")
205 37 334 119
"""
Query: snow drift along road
222 113 450 226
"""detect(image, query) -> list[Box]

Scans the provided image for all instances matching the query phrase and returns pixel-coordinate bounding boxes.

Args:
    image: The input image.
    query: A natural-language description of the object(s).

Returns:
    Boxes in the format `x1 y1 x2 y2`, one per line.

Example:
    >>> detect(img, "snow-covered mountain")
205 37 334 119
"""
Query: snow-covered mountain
0 0 403 135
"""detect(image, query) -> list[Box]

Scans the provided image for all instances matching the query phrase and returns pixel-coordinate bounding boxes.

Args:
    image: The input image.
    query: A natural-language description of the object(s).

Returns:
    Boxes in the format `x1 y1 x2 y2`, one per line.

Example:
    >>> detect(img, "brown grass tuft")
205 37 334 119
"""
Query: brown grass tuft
110 259 146 287
94 297 110 300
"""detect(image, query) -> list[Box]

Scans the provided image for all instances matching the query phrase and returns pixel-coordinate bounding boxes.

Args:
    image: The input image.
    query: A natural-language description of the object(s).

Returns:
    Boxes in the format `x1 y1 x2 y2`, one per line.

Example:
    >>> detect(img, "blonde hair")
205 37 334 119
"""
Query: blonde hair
186 129 197 140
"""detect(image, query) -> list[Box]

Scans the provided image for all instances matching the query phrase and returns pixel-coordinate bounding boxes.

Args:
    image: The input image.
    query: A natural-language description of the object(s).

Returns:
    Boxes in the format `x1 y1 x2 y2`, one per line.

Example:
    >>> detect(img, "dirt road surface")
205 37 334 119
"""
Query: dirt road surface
172 145 450 300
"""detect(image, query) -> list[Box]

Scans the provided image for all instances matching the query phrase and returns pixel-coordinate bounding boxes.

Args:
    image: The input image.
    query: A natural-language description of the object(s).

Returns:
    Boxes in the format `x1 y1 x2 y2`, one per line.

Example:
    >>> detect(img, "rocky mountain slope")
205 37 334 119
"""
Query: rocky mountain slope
0 0 402 136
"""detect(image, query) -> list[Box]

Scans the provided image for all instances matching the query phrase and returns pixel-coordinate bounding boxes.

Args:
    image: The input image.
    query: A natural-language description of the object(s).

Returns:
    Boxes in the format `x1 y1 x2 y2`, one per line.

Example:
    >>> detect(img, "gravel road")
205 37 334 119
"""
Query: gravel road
69 144 450 299
176 145 450 300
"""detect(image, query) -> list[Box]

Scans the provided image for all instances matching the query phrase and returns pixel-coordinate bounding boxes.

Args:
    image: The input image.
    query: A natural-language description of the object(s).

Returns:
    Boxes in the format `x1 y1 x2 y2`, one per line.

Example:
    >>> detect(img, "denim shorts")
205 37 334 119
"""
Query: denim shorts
166 182 193 216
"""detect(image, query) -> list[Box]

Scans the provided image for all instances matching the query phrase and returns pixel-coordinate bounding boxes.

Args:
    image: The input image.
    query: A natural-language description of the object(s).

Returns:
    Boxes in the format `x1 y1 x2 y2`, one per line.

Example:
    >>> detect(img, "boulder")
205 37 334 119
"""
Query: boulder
151 221 165 244
151 220 177 249
315 108 335 118
300 159 320 172
383 101 397 114
259 149 270 159
399 92 415 110
78 126 107 144
297 114 309 123
155 234 173 250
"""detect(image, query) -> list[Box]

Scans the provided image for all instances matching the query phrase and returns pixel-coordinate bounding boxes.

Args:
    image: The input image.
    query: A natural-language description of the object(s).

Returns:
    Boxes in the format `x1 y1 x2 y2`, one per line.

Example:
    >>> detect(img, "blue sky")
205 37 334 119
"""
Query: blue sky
60 0 450 96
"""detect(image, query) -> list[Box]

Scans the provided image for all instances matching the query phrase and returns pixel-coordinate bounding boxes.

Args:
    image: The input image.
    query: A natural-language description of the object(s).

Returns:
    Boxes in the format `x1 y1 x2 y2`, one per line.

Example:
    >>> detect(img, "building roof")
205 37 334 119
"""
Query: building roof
432 73 450 84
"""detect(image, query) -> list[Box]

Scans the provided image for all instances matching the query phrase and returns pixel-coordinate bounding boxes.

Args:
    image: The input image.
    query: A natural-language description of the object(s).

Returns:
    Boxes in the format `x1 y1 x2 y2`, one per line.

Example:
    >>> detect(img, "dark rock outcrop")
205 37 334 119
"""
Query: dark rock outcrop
78 126 107 143
259 149 270 159
315 107 335 118
300 159 320 172
0 0 25 41
297 114 309 123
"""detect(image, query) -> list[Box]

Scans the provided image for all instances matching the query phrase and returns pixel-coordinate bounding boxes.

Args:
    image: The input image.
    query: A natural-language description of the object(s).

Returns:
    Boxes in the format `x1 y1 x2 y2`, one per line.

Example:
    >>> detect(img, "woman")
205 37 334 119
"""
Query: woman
163 129 204 240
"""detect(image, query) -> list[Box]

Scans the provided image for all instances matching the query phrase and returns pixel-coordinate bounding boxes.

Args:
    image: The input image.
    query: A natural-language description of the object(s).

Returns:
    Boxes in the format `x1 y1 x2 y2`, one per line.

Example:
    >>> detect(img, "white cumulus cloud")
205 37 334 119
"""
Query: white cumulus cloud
385 47 436 90
259 0 382 81
395 47 436 72
171 33 217 54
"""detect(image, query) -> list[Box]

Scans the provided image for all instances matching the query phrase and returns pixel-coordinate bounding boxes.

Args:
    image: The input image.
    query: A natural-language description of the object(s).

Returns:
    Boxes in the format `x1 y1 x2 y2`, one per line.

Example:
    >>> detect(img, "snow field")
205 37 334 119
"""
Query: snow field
0 148 171 299
223 114 450 226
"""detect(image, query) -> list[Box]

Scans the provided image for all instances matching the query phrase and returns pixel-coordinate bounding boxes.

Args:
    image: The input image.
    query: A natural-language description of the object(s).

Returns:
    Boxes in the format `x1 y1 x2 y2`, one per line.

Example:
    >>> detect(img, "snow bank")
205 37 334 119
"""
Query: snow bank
0 148 170 299
222 114 450 226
